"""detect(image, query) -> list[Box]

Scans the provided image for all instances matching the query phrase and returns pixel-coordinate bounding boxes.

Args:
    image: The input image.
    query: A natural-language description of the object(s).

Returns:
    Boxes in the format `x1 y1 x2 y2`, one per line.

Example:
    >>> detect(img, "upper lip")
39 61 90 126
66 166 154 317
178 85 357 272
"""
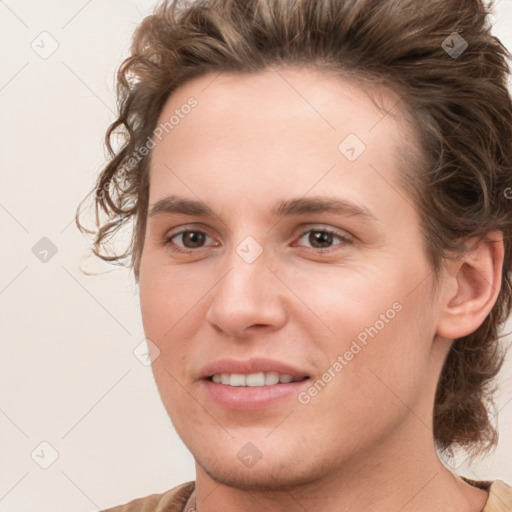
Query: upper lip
199 357 310 380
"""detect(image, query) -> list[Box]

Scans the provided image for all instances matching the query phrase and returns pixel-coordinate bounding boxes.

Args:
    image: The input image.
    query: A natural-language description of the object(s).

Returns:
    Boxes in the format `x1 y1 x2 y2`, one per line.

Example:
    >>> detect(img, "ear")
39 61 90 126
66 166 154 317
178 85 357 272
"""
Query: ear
436 231 504 340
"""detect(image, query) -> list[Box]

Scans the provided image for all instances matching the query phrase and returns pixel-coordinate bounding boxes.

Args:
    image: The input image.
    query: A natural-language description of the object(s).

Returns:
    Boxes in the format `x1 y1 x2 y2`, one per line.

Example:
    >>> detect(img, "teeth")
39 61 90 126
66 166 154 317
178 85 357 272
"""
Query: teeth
210 372 303 387
264 372 279 385
245 373 265 387
229 374 246 387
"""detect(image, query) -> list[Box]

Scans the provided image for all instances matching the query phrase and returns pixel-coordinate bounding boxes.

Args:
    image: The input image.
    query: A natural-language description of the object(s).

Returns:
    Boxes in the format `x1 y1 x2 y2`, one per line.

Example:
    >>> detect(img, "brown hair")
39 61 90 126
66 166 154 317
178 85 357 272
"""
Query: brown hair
76 0 512 458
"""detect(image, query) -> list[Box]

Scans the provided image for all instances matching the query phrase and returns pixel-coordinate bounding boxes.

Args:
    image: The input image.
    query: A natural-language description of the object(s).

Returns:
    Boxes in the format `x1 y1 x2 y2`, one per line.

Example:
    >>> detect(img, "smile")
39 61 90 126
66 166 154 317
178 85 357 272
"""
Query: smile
210 372 308 387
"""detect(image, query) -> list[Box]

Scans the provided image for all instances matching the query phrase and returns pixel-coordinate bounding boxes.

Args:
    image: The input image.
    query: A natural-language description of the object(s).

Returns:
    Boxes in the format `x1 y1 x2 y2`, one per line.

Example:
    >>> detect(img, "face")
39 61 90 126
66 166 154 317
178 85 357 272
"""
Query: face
138 67 443 490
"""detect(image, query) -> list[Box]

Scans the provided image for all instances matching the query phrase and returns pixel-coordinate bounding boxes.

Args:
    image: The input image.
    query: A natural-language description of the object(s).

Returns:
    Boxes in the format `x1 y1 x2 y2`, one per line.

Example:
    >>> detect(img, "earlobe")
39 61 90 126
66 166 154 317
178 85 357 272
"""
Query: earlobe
436 232 504 340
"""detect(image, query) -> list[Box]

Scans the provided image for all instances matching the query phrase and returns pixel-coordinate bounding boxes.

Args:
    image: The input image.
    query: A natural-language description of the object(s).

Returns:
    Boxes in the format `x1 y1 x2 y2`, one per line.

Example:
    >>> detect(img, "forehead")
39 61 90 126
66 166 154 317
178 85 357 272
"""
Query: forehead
148 66 417 222
154 66 407 145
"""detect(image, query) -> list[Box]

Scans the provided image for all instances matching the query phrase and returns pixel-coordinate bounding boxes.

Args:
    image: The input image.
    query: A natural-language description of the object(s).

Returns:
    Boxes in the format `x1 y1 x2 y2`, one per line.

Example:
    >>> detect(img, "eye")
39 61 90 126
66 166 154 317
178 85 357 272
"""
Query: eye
163 226 352 254
164 229 215 253
295 227 351 251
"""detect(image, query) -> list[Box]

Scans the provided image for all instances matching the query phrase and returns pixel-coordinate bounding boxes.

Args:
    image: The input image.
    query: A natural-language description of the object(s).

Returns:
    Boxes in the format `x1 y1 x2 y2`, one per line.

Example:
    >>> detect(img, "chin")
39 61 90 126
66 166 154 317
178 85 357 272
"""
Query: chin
198 458 319 491
187 437 339 493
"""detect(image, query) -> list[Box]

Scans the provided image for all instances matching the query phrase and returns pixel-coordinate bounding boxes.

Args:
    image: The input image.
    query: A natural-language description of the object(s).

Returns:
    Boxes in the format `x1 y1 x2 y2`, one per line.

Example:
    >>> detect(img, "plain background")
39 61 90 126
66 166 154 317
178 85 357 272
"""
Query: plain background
0 1 511 511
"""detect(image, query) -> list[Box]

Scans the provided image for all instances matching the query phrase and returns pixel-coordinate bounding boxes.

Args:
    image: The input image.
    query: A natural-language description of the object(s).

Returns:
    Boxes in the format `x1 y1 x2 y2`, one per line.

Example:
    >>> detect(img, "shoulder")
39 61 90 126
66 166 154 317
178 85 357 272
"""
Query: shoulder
100 481 195 512
483 479 512 512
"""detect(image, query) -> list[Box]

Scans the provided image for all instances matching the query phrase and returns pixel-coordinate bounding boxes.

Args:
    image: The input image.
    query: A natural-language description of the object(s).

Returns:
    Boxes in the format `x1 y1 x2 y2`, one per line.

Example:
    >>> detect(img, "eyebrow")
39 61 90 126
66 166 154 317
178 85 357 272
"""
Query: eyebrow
148 194 378 222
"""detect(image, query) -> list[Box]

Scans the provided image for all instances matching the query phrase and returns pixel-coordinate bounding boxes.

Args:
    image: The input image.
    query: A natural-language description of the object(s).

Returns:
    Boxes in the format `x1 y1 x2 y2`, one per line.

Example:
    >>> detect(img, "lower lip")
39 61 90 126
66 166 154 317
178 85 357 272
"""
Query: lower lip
201 378 310 410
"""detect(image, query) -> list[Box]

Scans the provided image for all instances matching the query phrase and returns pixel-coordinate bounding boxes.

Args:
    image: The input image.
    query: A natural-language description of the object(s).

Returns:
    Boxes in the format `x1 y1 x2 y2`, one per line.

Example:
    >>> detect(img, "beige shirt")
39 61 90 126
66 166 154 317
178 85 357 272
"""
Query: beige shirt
101 478 512 512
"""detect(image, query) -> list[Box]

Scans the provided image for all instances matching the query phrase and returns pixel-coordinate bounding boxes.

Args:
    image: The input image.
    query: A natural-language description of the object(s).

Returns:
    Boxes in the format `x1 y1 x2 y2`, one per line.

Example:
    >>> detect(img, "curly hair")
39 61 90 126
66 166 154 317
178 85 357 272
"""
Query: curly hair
76 0 512 458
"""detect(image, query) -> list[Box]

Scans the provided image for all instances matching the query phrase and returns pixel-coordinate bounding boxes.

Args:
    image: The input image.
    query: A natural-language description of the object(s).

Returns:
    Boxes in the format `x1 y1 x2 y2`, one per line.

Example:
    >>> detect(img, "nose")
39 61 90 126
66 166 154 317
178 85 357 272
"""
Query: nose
205 244 288 338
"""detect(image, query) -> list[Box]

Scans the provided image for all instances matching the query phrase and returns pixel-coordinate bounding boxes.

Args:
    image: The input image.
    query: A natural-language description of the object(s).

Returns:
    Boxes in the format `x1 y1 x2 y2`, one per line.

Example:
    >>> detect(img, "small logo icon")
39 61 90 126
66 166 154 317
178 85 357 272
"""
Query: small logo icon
504 187 512 200
32 237 58 263
31 441 59 469
338 134 366 162
237 442 263 468
442 32 468 59
31 31 59 59
236 236 263 264
133 338 160 366
440 442 470 470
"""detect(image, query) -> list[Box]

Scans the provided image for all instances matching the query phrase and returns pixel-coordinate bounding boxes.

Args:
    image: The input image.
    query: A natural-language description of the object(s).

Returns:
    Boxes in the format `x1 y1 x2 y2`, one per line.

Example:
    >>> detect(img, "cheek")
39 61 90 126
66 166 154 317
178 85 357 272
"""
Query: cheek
287 264 399 340
298 264 434 397
322 296 434 433
296 301 433 450
139 268 194 416
138 261 216 399
139 260 199 338
139 267 189 399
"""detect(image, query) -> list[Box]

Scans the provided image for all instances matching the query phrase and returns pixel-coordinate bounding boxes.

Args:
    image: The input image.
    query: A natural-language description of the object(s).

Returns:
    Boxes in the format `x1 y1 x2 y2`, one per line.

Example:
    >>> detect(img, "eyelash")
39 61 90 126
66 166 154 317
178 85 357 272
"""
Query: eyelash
163 227 352 254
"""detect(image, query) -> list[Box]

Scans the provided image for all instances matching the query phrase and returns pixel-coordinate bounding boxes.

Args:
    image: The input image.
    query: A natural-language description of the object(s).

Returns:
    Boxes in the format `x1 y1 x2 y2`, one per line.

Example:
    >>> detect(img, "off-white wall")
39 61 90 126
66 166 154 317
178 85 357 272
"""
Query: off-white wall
0 1 511 511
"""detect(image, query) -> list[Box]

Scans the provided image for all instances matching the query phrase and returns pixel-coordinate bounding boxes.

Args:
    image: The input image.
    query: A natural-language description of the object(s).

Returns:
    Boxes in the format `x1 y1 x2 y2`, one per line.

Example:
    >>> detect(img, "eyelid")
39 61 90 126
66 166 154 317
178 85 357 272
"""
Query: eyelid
164 223 353 253
164 226 216 252
294 225 353 249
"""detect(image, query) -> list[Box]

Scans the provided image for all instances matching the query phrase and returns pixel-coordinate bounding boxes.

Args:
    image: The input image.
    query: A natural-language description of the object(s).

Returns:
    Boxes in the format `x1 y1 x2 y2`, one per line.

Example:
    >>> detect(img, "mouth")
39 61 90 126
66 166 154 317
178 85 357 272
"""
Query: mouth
199 358 312 410
208 372 309 387
202 375 311 411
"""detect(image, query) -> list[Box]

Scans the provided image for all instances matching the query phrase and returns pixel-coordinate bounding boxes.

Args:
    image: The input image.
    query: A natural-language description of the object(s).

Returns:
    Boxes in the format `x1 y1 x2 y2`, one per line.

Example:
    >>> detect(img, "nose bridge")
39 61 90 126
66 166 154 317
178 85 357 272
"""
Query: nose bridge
205 234 286 334
217 236 273 305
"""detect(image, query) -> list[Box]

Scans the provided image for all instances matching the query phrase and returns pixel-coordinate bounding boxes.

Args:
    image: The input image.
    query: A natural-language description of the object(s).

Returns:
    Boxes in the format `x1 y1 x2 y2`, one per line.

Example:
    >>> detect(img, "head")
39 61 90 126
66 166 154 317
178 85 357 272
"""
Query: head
77 0 512 485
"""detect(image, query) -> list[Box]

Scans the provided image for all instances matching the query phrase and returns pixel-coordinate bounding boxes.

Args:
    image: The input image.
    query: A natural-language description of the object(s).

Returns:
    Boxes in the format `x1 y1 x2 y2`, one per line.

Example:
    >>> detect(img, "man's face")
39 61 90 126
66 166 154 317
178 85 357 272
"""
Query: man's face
138 67 443 489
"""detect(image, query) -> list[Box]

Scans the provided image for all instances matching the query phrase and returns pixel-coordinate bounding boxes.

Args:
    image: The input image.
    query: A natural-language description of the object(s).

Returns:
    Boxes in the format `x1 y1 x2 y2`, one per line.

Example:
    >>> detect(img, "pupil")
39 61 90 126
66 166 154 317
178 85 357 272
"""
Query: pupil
184 231 204 247
310 231 332 248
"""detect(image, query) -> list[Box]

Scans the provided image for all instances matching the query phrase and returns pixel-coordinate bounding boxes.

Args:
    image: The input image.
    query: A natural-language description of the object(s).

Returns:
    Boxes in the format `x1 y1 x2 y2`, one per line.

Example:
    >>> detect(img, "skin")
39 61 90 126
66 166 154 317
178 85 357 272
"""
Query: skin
138 66 503 511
